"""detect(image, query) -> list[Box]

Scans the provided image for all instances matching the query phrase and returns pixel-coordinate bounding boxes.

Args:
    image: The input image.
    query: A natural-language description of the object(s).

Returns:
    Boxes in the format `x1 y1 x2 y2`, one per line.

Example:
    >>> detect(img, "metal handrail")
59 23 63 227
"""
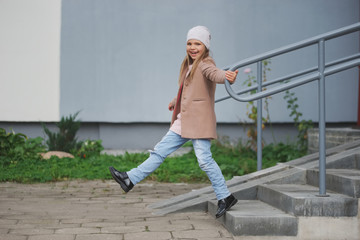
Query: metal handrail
226 58 360 102
217 22 360 196
215 53 360 103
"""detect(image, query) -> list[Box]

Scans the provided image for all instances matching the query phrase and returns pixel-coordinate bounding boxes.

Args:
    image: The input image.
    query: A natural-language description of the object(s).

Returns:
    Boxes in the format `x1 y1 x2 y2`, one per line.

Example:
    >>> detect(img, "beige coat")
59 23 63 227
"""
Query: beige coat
170 57 226 139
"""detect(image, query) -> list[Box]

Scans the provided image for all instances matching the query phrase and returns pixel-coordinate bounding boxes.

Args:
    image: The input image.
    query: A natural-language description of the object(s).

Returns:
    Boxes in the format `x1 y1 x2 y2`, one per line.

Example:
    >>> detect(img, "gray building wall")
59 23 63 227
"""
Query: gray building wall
56 0 359 149
60 0 359 124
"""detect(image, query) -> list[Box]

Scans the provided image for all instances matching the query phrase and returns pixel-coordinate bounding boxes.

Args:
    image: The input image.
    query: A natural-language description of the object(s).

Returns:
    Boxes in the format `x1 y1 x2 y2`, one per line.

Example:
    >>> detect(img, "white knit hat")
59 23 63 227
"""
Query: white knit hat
186 26 211 49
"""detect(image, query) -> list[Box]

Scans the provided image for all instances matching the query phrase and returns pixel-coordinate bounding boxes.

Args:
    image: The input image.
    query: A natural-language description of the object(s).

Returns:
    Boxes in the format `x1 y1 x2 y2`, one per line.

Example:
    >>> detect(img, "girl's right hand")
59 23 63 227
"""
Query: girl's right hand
225 70 239 84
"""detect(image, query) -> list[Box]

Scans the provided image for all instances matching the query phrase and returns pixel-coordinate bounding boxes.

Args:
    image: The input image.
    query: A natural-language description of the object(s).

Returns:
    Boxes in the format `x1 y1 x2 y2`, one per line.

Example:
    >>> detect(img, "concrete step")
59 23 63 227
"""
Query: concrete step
307 168 360 198
208 200 298 236
257 184 358 217
150 141 360 216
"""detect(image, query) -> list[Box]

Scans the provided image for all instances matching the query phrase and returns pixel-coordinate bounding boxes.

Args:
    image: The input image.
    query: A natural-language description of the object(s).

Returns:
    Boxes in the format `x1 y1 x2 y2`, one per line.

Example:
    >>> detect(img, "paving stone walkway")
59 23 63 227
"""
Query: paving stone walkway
0 180 238 240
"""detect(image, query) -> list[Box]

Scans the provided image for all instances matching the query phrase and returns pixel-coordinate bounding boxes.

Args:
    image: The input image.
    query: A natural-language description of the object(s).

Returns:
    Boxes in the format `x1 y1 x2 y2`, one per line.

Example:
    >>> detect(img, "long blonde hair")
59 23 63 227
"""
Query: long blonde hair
178 47 210 85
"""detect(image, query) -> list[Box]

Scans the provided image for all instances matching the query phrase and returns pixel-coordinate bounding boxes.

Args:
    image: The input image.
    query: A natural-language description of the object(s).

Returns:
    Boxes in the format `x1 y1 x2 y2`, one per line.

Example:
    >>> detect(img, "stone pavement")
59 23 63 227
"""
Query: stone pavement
0 179 240 240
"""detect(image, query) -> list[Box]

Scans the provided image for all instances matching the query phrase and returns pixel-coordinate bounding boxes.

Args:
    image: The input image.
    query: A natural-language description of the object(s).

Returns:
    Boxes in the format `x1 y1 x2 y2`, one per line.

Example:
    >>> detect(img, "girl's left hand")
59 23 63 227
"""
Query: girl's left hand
168 102 175 111
225 70 239 84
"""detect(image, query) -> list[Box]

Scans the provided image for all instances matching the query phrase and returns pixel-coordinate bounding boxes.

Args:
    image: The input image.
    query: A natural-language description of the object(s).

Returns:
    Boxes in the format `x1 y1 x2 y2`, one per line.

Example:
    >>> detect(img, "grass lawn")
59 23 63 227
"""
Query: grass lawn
0 141 305 184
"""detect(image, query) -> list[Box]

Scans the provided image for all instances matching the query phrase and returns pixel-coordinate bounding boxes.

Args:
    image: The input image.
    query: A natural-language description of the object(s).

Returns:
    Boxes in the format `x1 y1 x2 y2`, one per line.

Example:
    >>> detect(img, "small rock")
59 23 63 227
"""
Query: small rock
41 151 74 159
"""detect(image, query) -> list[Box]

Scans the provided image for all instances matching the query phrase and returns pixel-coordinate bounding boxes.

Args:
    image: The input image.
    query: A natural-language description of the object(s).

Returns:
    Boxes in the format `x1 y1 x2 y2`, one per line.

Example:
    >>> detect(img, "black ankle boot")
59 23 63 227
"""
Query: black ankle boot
215 194 238 218
109 166 134 193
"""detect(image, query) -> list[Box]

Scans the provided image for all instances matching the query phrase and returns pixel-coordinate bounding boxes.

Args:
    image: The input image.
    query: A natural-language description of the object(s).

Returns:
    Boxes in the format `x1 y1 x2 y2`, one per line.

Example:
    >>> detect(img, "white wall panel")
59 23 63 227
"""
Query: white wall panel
0 0 61 121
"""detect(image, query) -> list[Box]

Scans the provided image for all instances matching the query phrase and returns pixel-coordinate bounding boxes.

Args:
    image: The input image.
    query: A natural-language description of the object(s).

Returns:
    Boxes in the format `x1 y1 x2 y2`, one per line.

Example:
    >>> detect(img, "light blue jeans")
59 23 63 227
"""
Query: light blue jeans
127 130 231 200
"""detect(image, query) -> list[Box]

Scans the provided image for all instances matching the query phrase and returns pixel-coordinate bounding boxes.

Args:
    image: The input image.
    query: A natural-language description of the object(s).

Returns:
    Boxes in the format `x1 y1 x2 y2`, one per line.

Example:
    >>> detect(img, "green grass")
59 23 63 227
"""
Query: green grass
0 141 306 184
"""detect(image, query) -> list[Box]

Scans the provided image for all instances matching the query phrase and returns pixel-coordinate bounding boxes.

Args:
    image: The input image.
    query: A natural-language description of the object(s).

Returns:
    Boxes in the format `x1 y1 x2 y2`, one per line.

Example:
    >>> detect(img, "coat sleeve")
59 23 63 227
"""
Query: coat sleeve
199 58 226 84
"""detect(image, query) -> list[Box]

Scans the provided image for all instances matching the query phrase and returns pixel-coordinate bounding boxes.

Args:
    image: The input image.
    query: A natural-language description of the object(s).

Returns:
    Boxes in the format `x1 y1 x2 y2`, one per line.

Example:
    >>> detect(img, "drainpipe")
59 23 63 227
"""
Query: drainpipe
358 7 360 127
358 65 360 126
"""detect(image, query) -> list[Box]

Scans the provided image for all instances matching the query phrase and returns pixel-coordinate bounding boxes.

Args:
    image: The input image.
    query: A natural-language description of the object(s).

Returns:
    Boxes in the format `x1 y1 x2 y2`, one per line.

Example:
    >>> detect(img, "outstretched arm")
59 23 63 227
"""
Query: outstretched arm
200 58 238 84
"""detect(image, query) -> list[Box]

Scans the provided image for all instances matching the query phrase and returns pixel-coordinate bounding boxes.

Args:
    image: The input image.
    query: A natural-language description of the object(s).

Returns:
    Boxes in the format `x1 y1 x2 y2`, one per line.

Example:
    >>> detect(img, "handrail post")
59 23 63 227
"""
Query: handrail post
257 61 263 171
318 39 328 197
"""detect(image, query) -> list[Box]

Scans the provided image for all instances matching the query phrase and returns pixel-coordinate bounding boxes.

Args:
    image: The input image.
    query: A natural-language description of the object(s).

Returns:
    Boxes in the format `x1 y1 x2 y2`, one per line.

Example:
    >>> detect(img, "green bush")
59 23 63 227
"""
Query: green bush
74 139 104 159
42 112 82 153
0 128 45 167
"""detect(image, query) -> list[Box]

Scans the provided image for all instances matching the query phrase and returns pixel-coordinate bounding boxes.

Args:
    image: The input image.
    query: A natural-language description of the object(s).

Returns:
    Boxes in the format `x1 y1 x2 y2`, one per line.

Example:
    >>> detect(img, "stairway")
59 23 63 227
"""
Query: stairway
149 140 360 238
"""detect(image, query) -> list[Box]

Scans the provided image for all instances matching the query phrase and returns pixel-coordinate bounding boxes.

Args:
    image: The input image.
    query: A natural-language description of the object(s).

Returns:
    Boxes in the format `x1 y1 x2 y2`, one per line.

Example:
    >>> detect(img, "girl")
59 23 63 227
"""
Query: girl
109 26 239 218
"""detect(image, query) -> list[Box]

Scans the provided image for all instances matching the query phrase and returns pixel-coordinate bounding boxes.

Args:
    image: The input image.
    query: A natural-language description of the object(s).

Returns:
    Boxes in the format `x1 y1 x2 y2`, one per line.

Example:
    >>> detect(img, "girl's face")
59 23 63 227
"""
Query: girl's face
187 39 206 60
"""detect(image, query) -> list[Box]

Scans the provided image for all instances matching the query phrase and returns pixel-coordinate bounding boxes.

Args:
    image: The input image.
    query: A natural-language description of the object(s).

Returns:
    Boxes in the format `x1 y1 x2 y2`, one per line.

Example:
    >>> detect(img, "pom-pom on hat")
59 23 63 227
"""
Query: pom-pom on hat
186 26 211 49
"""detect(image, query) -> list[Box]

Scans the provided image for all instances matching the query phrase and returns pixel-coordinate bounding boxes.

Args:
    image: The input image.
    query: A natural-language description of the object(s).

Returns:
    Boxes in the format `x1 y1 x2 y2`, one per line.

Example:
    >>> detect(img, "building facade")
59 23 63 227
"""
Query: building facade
1 0 359 149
